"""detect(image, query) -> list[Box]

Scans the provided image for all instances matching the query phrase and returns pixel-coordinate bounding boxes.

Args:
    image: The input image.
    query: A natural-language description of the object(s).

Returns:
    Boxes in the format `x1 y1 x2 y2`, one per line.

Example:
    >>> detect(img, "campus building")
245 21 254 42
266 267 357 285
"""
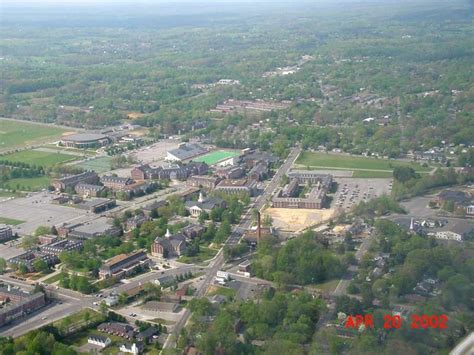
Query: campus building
151 229 187 258
0 224 13 242
60 133 110 148
272 172 333 209
98 250 150 279
0 285 46 327
166 143 208 162
52 171 100 192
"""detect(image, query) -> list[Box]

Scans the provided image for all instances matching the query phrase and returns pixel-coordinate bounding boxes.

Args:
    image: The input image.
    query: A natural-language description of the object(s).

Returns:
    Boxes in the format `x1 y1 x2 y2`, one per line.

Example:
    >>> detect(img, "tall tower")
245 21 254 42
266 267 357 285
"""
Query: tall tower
198 191 205 203
409 218 415 232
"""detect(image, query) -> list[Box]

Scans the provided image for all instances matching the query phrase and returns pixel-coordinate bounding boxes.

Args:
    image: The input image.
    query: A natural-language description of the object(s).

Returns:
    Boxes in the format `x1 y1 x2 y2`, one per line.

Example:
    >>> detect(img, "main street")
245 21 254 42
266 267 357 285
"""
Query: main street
163 145 302 349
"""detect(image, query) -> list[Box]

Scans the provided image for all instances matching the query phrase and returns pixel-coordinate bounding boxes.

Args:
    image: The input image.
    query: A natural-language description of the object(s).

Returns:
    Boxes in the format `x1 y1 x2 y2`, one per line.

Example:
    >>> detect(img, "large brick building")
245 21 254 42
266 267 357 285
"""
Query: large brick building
272 172 333 209
0 285 46 326
99 250 150 279
52 171 100 192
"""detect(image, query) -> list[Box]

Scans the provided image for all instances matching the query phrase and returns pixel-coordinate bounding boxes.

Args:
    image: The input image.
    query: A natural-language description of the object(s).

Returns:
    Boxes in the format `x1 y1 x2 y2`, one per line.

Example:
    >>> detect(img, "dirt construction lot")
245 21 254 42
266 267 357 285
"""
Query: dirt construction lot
264 207 336 233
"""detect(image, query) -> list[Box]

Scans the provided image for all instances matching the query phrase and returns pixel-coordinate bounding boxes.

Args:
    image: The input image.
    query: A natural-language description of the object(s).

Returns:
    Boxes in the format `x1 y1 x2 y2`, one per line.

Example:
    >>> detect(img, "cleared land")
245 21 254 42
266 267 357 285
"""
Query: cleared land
1 150 77 167
264 207 336 233
296 151 430 178
193 150 240 165
0 119 69 151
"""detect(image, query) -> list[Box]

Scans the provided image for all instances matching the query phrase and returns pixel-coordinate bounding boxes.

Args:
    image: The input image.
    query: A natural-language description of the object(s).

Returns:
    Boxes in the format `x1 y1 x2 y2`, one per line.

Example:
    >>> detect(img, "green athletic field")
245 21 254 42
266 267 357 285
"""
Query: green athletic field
1 150 77 167
194 150 240 165
295 151 431 178
0 119 68 150
74 156 113 173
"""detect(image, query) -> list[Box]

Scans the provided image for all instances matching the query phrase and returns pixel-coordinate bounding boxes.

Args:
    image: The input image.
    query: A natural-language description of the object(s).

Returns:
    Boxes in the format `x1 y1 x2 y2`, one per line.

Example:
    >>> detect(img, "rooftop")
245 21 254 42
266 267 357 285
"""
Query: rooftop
61 133 108 142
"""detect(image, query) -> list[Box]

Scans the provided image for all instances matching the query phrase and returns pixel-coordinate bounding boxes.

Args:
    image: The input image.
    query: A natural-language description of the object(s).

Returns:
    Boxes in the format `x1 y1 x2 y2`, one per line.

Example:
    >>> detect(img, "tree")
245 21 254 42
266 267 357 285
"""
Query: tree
18 264 28 275
22 235 39 249
393 166 417 183
0 258 7 273
33 259 49 274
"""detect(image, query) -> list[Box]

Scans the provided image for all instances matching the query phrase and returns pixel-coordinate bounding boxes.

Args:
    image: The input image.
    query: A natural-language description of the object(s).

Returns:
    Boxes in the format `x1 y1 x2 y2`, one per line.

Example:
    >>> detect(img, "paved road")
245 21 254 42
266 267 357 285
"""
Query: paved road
163 146 301 349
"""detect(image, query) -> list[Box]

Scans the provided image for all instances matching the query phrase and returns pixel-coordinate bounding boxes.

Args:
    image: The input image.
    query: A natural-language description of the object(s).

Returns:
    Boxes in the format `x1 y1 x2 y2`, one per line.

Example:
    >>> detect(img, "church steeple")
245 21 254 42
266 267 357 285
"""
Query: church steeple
198 191 205 203
165 228 172 238
409 218 415 231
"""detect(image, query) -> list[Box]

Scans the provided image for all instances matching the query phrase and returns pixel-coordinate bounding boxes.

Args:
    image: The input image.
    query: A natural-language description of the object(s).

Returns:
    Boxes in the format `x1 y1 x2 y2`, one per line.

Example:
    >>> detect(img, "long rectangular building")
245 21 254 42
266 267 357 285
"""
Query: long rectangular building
52 171 99 192
99 250 150 279
0 286 46 327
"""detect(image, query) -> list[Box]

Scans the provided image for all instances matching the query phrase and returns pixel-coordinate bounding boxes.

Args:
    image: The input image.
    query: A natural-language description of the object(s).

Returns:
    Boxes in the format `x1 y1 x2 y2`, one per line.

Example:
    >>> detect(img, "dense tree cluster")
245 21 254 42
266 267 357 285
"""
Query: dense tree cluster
253 231 345 285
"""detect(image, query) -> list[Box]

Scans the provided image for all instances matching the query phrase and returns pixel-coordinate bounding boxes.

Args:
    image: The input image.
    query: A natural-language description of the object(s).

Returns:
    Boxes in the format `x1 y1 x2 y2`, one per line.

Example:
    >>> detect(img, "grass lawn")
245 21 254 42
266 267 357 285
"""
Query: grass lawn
1 150 77 167
207 285 236 298
193 150 240 165
177 246 218 264
74 156 113 173
296 152 431 172
0 216 25 225
310 279 340 293
0 119 69 150
53 309 105 335
6 176 51 191
43 273 63 284
351 170 394 178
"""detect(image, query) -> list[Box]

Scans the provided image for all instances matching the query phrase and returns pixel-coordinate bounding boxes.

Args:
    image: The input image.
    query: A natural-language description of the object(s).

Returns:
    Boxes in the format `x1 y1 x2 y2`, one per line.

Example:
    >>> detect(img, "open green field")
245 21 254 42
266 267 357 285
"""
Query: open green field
0 216 25 225
74 156 112 173
1 150 77 167
193 150 240 165
178 246 218 264
0 119 69 150
6 176 51 191
296 152 431 178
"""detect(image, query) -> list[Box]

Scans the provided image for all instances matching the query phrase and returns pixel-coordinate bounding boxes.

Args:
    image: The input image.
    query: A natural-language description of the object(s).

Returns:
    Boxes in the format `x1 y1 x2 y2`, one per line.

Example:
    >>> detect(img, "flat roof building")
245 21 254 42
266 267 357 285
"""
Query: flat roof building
99 250 150 279
61 133 110 148
166 143 208 162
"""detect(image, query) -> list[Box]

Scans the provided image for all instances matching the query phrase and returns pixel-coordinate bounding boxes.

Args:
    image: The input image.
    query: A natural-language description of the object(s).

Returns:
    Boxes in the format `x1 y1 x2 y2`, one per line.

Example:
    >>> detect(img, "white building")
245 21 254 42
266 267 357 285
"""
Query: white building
429 231 462 241
88 335 111 348
120 342 144 355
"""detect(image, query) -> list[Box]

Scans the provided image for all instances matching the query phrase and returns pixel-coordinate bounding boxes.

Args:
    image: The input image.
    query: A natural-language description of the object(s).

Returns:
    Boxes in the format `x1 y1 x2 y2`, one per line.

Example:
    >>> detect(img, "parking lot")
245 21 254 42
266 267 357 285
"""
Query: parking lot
332 178 392 210
132 139 181 165
0 191 91 235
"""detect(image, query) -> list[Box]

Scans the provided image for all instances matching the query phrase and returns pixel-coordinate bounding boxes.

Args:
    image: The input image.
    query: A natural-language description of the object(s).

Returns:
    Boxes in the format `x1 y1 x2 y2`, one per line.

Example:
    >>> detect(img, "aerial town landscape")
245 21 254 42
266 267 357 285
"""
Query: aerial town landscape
0 0 473 354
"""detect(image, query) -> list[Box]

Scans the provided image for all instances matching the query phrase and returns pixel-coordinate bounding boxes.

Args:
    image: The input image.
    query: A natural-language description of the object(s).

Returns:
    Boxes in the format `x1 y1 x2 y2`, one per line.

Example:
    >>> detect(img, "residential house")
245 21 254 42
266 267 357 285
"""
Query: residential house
125 215 150 231
136 327 159 343
120 342 144 355
98 322 135 339
181 224 206 240
88 335 111 348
